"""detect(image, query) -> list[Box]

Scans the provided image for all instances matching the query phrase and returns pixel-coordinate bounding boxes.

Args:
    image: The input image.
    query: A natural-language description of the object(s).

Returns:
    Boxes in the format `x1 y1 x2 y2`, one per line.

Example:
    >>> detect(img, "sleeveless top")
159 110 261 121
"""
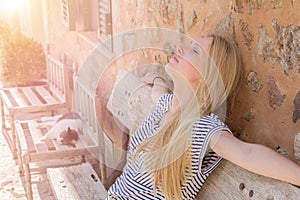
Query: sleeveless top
107 94 231 199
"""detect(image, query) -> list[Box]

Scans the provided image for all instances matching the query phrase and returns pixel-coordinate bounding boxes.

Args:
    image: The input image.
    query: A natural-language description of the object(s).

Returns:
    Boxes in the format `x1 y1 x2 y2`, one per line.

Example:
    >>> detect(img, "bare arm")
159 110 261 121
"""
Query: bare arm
211 131 300 186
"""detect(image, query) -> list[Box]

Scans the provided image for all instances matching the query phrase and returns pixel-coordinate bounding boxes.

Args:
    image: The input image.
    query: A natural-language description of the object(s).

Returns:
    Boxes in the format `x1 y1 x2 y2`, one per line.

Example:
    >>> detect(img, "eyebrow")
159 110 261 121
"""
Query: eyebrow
192 41 208 54
191 41 204 51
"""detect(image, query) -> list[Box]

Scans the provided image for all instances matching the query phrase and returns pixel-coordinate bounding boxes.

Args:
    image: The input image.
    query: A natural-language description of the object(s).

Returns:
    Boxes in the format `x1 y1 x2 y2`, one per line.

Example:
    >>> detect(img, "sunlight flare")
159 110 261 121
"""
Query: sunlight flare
1 0 24 13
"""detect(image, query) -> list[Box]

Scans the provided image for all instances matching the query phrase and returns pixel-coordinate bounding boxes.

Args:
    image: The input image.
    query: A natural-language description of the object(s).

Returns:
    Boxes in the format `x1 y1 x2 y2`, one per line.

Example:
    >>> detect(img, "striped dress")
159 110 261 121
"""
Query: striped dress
107 94 231 199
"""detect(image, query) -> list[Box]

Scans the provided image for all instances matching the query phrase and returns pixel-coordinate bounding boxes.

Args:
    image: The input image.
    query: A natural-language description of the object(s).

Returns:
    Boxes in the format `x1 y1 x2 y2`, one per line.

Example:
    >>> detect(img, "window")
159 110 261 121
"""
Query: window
62 0 75 31
98 0 113 51
75 0 98 32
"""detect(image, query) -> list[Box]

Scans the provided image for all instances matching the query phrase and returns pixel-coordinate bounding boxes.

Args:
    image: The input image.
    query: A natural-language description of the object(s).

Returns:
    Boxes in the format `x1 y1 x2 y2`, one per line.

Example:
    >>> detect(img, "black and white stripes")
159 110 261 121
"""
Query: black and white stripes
107 94 231 199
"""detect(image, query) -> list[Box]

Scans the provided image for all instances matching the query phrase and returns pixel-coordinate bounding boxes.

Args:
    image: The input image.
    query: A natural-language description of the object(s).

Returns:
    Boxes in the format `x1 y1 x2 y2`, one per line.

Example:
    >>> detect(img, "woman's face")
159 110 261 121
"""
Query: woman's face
165 37 213 89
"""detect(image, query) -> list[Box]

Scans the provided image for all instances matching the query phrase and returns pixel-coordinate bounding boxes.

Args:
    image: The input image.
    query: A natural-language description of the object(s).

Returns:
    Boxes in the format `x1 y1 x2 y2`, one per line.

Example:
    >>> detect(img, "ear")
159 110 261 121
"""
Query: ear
67 126 71 132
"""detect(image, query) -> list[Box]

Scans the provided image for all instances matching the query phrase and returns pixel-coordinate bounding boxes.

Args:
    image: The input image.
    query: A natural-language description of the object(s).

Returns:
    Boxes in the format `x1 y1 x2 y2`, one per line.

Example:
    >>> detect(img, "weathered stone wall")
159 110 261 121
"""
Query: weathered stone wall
45 0 98 69
26 0 300 162
232 0 300 161
109 0 300 161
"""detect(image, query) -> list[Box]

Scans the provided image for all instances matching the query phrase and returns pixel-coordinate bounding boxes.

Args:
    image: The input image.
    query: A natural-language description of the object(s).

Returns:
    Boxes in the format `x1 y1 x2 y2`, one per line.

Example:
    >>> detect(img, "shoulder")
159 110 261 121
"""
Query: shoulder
193 113 226 130
192 113 231 142
157 93 173 103
156 93 173 111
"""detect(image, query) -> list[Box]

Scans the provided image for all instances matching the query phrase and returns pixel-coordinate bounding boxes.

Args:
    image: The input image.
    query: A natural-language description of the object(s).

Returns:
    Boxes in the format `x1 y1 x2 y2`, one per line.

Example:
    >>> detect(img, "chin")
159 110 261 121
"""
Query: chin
166 67 182 87
165 64 174 77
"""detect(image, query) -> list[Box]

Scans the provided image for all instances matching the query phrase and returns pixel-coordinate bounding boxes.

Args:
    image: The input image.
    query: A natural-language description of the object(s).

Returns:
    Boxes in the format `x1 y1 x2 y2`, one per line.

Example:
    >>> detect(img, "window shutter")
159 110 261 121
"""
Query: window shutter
62 0 75 31
98 0 112 49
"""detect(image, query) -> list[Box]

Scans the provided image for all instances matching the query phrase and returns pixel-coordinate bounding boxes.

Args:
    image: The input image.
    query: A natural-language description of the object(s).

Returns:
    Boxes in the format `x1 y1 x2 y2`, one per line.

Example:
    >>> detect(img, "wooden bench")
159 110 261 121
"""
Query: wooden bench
14 73 102 200
107 69 300 199
0 55 70 159
47 162 107 200
199 160 300 199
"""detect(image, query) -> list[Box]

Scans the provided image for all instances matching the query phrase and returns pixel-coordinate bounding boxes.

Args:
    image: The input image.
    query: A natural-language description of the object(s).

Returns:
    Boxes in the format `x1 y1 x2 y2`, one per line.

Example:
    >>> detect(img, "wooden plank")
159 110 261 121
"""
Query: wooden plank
44 139 56 151
15 121 36 153
46 54 65 70
47 162 107 200
9 88 29 107
35 143 49 153
15 121 28 153
103 133 114 169
22 87 43 106
198 160 300 199
80 123 95 146
0 89 15 108
28 121 44 141
48 166 81 200
75 137 85 149
30 146 99 162
22 122 36 154
49 85 65 102
2 129 13 152
39 115 62 123
37 125 56 151
27 120 49 153
12 102 65 113
107 68 154 129
76 130 97 149
52 139 71 151
83 124 98 146
35 86 58 104
45 55 68 104
74 78 98 145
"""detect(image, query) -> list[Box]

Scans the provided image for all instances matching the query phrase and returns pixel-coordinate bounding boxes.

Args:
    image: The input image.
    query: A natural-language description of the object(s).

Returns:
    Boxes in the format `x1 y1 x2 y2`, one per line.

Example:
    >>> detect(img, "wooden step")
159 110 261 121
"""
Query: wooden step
47 162 107 200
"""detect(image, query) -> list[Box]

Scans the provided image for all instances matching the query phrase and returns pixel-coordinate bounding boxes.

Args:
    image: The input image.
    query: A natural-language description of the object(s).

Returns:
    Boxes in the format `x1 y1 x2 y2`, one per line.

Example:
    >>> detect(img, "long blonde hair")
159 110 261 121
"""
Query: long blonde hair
134 35 243 199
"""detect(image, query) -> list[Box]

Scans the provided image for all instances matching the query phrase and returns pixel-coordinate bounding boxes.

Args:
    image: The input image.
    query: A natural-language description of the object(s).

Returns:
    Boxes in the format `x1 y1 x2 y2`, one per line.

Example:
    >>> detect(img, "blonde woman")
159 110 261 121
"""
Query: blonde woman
107 35 300 199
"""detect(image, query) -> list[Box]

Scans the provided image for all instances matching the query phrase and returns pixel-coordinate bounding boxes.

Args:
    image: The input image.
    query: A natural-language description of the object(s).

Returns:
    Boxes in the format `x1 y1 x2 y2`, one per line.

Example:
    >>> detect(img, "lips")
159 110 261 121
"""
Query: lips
172 55 179 63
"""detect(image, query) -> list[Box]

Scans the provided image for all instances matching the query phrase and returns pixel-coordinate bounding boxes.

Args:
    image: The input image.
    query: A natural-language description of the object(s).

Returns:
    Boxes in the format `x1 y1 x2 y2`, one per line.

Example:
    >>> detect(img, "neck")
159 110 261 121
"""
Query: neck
172 81 197 110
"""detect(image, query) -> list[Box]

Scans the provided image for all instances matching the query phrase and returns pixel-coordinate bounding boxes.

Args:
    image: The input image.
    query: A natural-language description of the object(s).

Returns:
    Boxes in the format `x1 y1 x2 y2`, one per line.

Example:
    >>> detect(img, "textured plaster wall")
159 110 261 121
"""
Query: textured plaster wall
43 0 300 161
108 0 300 160
46 0 98 70
232 0 300 161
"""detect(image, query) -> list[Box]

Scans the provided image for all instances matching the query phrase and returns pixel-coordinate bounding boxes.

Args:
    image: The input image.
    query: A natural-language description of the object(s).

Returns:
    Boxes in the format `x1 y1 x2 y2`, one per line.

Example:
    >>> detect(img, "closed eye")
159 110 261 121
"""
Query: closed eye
193 49 199 54
190 42 201 54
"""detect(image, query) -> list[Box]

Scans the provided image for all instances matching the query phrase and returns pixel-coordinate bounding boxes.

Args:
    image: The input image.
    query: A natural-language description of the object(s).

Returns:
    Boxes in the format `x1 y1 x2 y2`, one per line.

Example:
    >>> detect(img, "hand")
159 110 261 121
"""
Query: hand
138 73 160 86
139 73 173 92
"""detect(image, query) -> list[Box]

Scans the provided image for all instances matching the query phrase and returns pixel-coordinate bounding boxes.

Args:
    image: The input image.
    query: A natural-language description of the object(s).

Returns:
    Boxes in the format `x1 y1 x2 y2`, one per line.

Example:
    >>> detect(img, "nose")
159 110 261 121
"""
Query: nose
176 46 184 55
